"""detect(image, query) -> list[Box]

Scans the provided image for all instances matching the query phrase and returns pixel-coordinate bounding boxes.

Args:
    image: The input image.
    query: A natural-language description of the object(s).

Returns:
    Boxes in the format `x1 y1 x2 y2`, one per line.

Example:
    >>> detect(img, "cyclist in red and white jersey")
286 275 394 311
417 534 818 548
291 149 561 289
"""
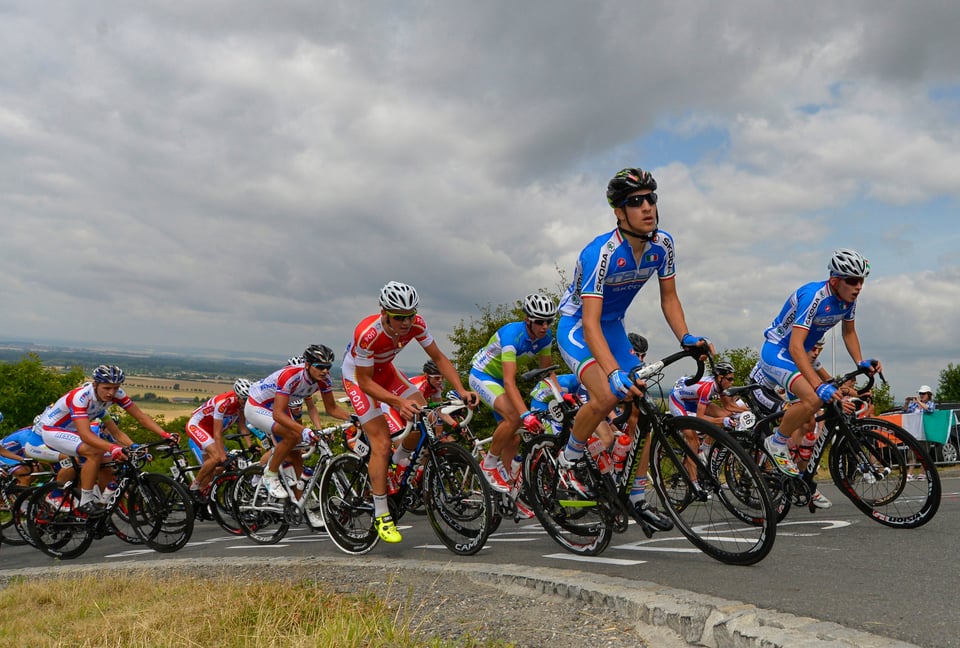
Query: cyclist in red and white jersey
245 345 351 498
342 281 478 544
185 378 251 498
38 364 177 516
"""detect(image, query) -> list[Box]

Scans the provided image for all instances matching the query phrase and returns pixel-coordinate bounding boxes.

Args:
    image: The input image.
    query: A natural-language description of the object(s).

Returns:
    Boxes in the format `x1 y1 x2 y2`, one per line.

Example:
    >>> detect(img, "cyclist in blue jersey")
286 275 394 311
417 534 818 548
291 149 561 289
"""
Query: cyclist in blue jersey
758 248 881 476
555 167 712 532
470 293 558 494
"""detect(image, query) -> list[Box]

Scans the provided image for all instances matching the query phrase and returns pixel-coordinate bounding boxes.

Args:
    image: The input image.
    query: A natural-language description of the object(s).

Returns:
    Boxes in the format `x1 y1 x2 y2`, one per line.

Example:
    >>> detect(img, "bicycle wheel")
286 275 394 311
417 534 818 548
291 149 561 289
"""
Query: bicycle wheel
232 465 290 544
523 434 611 556
422 442 493 556
209 470 244 536
318 453 378 555
829 418 941 529
26 482 94 559
109 488 145 545
650 418 776 566
0 485 30 546
721 432 791 523
128 473 195 552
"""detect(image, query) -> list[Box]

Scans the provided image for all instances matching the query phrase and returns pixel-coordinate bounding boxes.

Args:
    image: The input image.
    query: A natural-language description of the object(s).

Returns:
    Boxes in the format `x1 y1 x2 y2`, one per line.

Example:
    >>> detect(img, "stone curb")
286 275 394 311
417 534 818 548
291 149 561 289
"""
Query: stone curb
0 556 919 648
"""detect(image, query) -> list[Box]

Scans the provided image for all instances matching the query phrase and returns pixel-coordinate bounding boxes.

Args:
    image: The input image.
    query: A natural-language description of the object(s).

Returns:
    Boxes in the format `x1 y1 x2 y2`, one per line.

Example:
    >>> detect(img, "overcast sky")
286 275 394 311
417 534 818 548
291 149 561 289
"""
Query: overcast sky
1 2 958 400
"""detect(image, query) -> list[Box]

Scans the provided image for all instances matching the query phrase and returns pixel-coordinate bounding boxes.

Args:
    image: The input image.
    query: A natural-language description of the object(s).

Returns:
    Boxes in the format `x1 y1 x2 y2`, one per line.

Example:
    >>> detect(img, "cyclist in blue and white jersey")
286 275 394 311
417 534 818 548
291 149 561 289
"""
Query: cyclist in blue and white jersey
555 167 712 532
470 293 557 493
758 248 881 476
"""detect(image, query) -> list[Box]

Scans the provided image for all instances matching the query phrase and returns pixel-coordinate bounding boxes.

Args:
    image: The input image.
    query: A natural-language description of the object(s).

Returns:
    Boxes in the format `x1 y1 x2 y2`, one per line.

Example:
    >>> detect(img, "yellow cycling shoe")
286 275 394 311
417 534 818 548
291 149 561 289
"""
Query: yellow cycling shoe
374 513 402 543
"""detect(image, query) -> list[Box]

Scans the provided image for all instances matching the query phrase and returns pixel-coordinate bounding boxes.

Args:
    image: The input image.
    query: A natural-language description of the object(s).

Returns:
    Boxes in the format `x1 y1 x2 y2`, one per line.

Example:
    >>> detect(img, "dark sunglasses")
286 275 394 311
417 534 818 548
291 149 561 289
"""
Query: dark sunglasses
621 192 658 207
529 318 554 326
386 310 417 321
311 363 332 371
427 374 443 380
841 277 865 286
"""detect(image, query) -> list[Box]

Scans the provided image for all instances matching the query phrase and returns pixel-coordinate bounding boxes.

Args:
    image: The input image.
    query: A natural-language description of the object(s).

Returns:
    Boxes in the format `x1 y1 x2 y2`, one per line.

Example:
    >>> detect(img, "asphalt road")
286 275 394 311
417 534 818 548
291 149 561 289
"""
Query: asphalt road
3 473 958 647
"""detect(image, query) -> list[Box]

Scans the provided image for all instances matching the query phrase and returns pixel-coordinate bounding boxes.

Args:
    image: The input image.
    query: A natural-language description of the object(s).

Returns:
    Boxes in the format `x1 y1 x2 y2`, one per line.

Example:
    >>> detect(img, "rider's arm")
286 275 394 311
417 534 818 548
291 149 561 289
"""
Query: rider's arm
305 397 323 429
581 297 620 377
123 402 174 440
659 276 692 344
319 391 351 421
102 417 135 447
787 327 825 390
271 392 305 433
75 417 114 453
501 359 529 417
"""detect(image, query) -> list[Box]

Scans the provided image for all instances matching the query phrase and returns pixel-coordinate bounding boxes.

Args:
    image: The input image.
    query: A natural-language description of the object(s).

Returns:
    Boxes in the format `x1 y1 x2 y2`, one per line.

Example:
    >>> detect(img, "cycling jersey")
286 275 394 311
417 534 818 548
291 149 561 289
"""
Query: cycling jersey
186 391 245 451
247 365 331 410
470 321 553 379
411 374 443 403
37 383 134 430
558 228 676 323
764 280 856 351
669 376 719 415
529 374 583 408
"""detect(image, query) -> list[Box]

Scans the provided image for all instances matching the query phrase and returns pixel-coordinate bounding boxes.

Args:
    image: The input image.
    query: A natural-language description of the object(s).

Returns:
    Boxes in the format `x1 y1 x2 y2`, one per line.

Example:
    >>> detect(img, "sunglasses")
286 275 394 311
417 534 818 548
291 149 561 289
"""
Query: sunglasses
529 318 554 326
621 192 658 207
427 374 443 380
310 363 332 371
385 310 417 321
841 277 865 286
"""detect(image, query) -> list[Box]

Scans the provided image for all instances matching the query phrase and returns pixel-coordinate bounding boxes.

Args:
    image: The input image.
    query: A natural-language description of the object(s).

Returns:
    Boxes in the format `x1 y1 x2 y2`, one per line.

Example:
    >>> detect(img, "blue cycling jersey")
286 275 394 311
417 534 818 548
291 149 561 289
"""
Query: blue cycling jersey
1 427 40 455
764 280 856 350
558 228 676 323
471 321 553 380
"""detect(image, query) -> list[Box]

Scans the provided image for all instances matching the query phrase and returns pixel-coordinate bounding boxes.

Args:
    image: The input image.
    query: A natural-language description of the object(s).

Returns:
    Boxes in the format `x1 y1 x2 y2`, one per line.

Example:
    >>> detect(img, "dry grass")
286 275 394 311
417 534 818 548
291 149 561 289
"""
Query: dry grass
0 572 507 647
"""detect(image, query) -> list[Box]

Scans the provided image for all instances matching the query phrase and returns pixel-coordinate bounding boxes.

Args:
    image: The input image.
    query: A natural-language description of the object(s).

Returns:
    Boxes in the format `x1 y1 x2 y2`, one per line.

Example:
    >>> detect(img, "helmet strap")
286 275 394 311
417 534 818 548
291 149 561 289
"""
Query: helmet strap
618 224 657 242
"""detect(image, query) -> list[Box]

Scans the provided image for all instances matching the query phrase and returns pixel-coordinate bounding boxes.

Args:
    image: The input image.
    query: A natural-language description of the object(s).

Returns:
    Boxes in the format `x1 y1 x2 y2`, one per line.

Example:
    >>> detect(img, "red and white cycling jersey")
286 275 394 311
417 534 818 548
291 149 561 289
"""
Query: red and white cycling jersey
37 383 134 430
669 376 719 415
342 313 434 375
411 374 443 402
187 391 243 434
248 365 332 410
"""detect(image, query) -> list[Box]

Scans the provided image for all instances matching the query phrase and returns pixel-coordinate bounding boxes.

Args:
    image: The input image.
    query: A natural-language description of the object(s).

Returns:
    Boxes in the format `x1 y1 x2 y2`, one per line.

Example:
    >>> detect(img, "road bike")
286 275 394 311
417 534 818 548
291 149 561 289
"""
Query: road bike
318 399 494 555
726 365 941 528
524 346 777 565
231 422 352 544
25 440 194 559
0 460 58 546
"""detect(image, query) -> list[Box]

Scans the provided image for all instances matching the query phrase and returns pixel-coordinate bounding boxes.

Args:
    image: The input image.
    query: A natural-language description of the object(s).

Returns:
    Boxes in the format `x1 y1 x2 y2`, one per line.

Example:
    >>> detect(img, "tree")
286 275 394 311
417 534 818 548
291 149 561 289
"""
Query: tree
937 363 960 402
715 347 759 386
0 354 86 434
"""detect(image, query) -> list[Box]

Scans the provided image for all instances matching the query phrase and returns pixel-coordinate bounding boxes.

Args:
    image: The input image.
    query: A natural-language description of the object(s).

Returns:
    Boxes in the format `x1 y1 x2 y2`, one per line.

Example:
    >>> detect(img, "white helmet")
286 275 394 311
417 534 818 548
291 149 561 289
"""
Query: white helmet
379 281 419 311
289 397 304 408
233 378 251 399
522 293 557 320
828 248 870 278
286 355 304 366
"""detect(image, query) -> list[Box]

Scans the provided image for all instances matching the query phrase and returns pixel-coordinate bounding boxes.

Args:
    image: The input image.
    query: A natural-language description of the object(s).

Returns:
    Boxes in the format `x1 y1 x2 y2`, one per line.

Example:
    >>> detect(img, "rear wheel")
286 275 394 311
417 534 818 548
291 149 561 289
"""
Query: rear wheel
318 454 378 554
523 434 611 556
830 418 940 528
0 485 30 546
209 471 244 535
27 482 94 559
650 419 776 566
232 465 290 544
423 443 493 555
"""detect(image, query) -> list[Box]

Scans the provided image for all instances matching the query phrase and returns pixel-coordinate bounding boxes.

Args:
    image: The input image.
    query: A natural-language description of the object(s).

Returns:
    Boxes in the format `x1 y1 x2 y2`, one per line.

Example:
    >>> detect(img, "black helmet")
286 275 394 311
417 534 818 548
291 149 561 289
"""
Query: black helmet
713 361 735 377
423 361 440 375
303 344 335 366
628 333 648 355
606 168 657 207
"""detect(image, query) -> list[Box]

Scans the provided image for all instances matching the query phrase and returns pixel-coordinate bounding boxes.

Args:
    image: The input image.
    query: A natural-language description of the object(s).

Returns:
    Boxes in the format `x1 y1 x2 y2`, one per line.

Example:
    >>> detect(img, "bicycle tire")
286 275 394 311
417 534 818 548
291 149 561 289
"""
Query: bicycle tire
1 485 31 546
829 418 941 529
423 442 493 555
522 434 611 556
650 418 776 565
723 432 791 523
232 465 290 544
209 470 244 536
27 482 94 559
318 453 379 555
128 473 195 552
11 486 42 547
109 489 146 545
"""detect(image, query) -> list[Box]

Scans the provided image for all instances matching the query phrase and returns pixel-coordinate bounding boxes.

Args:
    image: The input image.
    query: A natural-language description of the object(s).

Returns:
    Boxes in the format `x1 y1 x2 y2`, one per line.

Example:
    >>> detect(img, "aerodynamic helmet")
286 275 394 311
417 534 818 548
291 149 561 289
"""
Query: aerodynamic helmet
828 248 870 278
379 281 420 311
522 293 557 320
92 364 125 384
303 344 335 366
713 362 735 377
423 361 440 376
606 167 657 207
628 333 648 355
233 378 251 399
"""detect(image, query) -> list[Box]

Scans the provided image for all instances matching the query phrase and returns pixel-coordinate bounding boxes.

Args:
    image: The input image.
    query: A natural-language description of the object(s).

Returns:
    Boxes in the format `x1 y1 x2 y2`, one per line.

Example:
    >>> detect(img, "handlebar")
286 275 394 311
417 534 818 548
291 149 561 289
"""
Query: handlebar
398 398 470 438
629 344 711 388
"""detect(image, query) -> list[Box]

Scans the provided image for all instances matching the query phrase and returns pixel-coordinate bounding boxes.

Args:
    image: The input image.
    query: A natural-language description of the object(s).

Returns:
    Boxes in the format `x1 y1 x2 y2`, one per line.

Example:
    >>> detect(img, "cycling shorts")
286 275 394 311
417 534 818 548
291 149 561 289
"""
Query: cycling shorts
557 316 639 380
468 369 506 422
342 364 418 429
756 343 802 402
40 426 83 457
186 421 218 453
24 441 61 462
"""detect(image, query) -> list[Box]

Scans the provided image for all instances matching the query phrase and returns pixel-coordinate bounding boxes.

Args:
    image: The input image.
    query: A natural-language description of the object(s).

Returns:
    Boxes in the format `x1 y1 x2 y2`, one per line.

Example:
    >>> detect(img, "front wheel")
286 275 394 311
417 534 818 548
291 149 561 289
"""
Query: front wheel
423 442 493 555
830 418 941 528
318 454 378 555
128 473 195 552
650 418 776 566
26 482 94 559
209 470 244 536
232 465 290 544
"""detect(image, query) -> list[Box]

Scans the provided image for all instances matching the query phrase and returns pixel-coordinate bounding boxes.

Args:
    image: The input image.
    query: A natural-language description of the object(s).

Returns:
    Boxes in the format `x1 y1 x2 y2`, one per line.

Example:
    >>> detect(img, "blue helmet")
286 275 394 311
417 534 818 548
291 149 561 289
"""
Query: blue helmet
92 365 125 384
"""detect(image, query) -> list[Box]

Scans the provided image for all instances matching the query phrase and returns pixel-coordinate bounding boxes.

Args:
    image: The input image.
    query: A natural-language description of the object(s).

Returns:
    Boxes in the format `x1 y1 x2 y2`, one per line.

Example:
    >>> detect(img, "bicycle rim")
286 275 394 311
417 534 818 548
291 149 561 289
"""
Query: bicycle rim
209 471 244 535
1 486 31 546
830 419 941 528
109 489 145 545
423 442 493 556
523 435 611 556
723 433 791 523
129 473 195 552
318 454 378 554
27 482 94 559
652 419 776 565
232 465 290 544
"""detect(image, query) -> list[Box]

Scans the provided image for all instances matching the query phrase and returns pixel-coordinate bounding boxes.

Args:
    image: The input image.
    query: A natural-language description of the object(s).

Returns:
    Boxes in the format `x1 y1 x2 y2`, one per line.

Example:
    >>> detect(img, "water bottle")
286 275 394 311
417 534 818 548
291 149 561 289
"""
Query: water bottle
611 433 632 473
101 481 119 505
280 462 297 491
797 430 817 462
587 435 613 475
386 465 400 495
302 465 314 481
